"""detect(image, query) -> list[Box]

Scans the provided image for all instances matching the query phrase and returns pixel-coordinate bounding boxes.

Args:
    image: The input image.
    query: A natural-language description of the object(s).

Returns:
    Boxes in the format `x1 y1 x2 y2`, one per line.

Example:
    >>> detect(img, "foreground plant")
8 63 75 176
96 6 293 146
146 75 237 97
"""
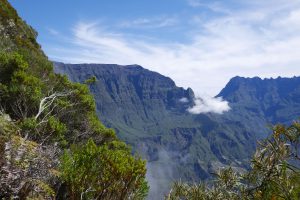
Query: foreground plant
0 0 149 198
60 139 148 200
167 122 300 200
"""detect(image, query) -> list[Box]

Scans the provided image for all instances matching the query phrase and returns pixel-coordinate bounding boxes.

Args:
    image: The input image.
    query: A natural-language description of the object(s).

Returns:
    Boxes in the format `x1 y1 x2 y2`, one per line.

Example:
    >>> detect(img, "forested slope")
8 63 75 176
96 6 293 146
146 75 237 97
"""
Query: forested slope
0 0 148 199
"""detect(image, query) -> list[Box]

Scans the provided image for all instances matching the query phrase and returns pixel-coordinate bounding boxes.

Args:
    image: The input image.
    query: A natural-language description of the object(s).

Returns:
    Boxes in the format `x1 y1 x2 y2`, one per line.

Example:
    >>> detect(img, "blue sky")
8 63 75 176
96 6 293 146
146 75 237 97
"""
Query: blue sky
8 0 300 113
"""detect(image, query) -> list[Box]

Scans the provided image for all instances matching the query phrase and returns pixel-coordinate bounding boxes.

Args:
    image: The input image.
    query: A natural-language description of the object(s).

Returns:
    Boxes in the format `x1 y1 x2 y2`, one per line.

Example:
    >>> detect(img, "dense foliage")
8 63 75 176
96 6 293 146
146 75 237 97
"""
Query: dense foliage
0 0 148 199
60 140 148 200
167 122 300 200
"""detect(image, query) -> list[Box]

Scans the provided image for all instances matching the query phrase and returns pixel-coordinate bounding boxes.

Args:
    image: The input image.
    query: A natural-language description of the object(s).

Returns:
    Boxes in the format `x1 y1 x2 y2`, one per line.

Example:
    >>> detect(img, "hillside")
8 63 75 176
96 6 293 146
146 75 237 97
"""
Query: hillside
2 0 299 198
54 62 256 165
218 76 300 124
53 63 300 198
0 0 148 199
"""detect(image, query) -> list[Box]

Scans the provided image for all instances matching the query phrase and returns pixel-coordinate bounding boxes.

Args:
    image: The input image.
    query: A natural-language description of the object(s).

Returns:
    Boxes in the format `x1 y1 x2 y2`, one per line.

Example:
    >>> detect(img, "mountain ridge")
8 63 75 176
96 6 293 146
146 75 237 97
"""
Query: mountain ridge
218 75 300 125
53 62 300 198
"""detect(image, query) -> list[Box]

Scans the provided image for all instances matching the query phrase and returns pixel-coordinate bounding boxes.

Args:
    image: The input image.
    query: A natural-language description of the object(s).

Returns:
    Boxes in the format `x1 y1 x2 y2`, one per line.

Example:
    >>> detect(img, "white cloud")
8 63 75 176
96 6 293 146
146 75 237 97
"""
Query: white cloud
186 0 231 14
119 16 178 29
186 0 202 7
188 96 230 114
179 97 189 103
46 0 300 100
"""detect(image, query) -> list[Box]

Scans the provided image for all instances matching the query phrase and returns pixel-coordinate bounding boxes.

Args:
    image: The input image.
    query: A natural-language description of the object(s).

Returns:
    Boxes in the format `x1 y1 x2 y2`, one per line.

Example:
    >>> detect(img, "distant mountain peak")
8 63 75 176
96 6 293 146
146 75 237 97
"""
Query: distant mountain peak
218 75 300 98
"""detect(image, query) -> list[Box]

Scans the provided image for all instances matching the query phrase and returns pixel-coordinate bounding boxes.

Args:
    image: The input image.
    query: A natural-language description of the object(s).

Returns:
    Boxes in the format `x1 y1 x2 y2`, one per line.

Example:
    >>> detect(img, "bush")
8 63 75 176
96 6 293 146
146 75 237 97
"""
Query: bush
167 122 300 200
60 139 149 200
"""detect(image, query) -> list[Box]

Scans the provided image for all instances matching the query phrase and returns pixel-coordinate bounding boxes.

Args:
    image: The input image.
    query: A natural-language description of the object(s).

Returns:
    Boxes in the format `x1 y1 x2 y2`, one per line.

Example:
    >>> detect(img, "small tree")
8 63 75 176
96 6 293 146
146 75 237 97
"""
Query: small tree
167 121 300 200
60 139 149 200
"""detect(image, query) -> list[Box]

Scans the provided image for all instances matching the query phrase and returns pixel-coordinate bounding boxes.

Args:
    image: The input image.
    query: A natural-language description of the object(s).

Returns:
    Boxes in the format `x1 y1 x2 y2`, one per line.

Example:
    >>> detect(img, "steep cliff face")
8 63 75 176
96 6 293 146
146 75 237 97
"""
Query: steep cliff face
218 76 300 124
54 62 300 198
54 63 195 141
54 62 260 173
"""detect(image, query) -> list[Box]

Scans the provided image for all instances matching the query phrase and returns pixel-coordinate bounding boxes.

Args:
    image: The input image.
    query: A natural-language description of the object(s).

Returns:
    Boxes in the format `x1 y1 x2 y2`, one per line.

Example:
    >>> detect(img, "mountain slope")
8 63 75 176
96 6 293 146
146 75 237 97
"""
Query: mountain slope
54 63 257 166
218 76 300 124
0 0 148 198
54 63 195 141
53 63 300 198
55 63 300 171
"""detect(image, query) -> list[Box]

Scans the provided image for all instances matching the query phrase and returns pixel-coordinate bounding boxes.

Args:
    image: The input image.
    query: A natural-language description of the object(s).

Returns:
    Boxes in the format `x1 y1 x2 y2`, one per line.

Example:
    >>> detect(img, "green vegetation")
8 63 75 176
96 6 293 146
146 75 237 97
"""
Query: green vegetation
1 0 299 199
0 0 148 199
60 139 148 200
166 122 300 200
85 75 97 85
56 60 300 198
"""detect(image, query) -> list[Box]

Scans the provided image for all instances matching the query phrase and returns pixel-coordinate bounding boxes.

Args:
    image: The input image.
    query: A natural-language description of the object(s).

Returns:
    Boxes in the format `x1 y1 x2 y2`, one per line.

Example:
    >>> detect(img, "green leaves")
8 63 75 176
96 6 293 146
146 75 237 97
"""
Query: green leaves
0 52 43 119
84 75 97 85
60 139 148 200
0 50 148 199
167 122 300 200
0 1 148 198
